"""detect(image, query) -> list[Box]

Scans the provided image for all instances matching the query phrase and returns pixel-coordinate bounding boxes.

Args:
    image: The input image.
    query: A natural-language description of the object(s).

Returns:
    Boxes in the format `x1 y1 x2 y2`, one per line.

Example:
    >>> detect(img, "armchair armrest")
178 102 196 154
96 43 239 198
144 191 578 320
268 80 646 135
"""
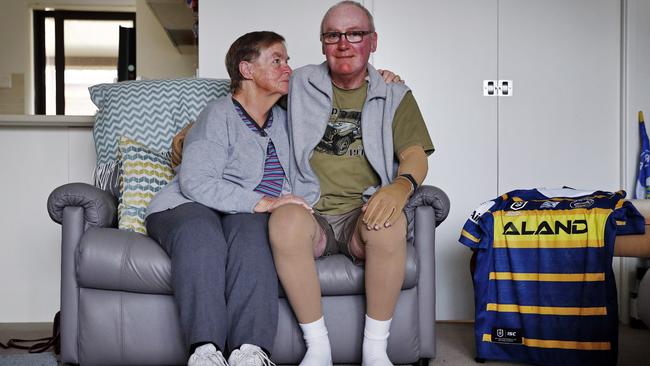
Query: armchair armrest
405 185 450 225
413 205 437 358
47 182 118 228
47 183 117 363
404 185 450 243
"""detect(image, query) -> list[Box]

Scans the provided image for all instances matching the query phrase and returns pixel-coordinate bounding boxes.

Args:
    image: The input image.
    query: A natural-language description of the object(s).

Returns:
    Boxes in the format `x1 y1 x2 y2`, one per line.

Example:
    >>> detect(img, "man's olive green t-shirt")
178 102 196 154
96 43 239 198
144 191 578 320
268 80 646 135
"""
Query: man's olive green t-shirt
310 82 434 215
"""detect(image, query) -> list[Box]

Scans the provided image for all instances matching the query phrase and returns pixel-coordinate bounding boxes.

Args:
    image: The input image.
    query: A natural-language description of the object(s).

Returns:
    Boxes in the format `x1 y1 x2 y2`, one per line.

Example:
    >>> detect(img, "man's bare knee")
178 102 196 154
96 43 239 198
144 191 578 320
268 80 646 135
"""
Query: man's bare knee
269 204 317 250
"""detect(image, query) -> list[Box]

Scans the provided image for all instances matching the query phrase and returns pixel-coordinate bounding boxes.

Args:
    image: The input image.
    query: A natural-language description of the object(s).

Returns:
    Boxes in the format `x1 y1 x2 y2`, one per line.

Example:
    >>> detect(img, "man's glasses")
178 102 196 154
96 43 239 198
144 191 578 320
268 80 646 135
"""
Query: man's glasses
321 31 374 44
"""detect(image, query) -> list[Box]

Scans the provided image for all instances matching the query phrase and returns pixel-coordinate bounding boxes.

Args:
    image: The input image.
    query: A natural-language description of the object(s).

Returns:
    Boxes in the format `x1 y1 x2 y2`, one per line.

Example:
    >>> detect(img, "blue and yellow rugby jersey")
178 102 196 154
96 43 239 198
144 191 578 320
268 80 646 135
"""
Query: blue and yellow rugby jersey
459 188 644 366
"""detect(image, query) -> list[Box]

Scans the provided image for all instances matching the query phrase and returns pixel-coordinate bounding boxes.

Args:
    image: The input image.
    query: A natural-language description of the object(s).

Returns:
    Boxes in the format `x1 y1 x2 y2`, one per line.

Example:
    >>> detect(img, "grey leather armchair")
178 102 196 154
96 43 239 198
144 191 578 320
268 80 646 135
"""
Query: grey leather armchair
47 183 449 366
46 79 450 366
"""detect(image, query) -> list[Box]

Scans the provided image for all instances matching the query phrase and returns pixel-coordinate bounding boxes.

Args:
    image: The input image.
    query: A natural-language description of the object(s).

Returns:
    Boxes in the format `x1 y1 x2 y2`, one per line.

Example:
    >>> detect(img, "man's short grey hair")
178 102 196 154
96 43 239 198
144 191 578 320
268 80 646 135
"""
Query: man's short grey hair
320 1 376 34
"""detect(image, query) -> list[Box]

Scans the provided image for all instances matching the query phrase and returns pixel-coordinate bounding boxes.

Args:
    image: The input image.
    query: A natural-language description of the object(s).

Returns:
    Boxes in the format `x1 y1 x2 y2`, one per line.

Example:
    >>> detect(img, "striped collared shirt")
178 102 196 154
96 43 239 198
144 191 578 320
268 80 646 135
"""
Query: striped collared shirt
232 98 285 198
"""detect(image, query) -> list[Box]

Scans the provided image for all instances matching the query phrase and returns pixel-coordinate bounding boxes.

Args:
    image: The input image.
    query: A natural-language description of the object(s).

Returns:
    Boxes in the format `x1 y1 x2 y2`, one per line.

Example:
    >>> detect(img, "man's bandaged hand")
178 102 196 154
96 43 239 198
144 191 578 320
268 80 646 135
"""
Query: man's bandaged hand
362 178 412 230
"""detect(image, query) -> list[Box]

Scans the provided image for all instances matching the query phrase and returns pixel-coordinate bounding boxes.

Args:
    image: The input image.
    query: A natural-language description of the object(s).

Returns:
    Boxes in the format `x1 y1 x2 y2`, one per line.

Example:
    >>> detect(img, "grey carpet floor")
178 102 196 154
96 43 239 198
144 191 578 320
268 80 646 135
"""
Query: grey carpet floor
0 353 57 366
1 322 649 365
432 322 650 366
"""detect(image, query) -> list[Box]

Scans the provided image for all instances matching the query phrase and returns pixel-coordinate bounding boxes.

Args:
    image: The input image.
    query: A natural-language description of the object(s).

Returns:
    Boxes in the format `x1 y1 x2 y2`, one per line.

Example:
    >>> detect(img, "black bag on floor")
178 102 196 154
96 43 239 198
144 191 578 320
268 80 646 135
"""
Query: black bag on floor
0 311 60 354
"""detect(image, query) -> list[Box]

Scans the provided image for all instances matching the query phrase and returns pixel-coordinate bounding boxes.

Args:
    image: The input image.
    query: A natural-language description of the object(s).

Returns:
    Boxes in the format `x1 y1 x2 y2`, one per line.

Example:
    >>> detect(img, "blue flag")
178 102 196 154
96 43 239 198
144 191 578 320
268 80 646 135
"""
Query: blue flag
636 111 650 199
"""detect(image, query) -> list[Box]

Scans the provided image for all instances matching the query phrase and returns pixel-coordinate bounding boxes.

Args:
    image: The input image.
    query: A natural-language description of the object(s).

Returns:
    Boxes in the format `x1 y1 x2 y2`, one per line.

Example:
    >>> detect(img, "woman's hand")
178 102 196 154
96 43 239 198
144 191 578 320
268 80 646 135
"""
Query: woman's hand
254 194 313 213
268 194 314 213
377 69 404 84
254 196 276 213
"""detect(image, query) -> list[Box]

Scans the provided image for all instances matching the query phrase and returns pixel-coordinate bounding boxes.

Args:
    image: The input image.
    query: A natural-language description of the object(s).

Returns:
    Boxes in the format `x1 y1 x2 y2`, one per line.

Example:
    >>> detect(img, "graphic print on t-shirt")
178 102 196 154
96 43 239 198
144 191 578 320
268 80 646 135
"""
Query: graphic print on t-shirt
315 107 363 156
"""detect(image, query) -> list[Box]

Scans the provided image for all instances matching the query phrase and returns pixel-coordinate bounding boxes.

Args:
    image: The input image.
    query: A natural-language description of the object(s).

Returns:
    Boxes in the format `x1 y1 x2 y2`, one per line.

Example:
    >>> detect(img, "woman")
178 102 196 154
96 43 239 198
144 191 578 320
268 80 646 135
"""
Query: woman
145 31 307 366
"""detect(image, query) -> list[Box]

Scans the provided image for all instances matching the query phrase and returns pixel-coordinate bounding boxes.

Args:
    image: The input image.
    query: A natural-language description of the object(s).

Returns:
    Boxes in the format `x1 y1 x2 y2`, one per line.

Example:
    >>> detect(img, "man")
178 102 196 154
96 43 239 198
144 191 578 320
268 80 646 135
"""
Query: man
268 2 434 365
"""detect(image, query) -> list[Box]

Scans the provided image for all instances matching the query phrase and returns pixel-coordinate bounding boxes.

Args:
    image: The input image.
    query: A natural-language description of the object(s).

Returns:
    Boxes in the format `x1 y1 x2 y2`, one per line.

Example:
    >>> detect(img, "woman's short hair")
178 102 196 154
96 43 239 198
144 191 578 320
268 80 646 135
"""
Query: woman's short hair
225 31 285 93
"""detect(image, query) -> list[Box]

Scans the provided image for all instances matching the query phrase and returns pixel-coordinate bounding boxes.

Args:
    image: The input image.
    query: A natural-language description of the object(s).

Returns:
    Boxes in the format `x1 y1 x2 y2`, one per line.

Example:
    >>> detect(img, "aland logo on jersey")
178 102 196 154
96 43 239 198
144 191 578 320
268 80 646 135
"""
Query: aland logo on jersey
501 219 588 235
492 208 611 248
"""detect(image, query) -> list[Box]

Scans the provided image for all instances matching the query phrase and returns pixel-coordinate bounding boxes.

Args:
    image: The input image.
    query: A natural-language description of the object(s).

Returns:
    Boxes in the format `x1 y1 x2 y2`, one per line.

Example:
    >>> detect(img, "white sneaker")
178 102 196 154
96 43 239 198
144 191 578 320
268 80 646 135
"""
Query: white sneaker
228 344 275 366
188 344 229 366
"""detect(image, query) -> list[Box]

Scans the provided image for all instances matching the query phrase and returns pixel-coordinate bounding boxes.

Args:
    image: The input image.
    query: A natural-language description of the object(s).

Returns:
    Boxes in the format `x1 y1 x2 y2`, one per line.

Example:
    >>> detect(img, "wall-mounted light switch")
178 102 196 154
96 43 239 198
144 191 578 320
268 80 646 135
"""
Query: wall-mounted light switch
0 74 12 89
483 80 496 96
483 79 513 96
498 80 513 96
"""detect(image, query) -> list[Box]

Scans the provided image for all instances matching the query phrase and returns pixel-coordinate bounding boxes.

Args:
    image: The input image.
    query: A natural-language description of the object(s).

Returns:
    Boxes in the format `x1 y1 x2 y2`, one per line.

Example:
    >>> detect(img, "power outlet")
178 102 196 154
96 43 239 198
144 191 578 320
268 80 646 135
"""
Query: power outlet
0 74 12 88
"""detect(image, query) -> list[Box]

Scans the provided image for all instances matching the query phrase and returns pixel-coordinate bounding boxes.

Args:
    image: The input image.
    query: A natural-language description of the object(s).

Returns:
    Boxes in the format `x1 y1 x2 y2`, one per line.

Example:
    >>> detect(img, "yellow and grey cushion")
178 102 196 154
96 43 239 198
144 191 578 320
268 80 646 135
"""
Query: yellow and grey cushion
117 136 173 234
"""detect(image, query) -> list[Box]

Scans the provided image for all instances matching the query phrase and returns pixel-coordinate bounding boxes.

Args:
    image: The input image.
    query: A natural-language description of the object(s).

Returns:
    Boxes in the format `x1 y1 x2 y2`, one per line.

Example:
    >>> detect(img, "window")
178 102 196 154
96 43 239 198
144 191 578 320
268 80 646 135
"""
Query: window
33 10 135 115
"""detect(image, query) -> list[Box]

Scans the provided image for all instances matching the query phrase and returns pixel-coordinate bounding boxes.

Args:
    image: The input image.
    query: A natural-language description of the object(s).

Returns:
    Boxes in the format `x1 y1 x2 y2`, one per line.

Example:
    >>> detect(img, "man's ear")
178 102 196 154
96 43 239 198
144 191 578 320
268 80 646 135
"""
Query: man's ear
239 61 254 80
370 32 378 53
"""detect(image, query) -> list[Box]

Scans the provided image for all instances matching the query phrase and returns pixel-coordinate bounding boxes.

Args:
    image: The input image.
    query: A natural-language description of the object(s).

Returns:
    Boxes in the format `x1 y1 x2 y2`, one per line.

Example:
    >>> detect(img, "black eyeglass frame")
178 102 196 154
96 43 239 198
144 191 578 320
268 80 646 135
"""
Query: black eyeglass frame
320 30 374 44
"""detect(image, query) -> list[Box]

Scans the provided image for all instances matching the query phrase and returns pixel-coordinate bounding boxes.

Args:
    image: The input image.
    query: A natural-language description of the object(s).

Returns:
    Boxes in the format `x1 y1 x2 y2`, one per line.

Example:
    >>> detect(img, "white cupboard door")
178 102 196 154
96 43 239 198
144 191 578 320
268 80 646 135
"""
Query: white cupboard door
497 0 621 192
373 0 499 321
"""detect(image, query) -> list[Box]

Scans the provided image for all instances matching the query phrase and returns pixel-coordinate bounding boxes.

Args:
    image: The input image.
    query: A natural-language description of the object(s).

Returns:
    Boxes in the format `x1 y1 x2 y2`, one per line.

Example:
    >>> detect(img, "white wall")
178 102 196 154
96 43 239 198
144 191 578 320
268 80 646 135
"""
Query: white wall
625 1 650 208
198 0 339 78
0 1 29 76
0 1 32 114
0 121 95 322
621 0 650 323
136 0 197 79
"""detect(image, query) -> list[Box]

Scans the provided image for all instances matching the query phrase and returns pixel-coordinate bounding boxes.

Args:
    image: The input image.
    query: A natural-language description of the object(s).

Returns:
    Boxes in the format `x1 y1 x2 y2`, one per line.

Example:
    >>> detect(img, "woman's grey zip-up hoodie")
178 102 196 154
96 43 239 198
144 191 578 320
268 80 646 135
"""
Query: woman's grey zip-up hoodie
146 95 290 216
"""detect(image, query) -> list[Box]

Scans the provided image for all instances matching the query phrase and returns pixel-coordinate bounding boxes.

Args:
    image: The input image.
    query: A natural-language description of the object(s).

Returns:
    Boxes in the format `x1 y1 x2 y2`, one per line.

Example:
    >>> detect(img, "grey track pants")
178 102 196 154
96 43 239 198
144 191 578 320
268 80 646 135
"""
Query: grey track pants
146 202 278 355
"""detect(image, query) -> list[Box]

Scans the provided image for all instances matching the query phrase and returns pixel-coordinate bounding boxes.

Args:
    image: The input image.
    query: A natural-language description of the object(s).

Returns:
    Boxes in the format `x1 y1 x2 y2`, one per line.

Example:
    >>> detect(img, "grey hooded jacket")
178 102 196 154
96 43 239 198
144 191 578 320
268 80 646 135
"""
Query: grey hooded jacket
287 62 410 206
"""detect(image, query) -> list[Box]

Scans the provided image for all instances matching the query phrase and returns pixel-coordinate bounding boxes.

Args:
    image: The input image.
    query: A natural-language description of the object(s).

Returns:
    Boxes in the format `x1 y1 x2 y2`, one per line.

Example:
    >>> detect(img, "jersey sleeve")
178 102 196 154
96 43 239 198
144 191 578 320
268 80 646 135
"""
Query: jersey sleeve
392 91 435 156
459 200 496 249
612 199 646 236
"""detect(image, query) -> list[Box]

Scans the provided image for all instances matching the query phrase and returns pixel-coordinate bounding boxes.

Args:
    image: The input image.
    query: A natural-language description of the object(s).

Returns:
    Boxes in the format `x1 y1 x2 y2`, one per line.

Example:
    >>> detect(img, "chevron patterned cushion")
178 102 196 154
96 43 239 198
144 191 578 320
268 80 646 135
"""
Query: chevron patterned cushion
117 136 174 234
90 78 230 191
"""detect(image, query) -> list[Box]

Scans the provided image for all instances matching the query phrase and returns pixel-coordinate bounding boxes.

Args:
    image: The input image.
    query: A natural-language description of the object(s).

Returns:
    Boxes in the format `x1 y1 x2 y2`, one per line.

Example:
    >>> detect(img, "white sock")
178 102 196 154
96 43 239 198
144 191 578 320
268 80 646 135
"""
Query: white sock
362 315 393 366
299 316 332 366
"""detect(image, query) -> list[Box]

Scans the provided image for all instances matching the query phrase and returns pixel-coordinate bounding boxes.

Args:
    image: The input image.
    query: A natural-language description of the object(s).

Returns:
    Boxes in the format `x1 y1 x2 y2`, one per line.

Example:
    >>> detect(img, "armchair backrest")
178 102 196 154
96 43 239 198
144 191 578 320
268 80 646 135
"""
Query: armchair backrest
89 78 230 190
